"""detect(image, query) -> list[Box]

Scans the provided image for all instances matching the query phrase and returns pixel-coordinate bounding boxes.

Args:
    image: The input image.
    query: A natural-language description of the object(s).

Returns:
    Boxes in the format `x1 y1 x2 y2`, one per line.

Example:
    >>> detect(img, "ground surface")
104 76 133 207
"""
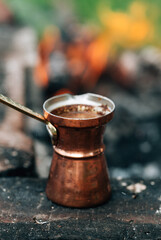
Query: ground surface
0 177 160 240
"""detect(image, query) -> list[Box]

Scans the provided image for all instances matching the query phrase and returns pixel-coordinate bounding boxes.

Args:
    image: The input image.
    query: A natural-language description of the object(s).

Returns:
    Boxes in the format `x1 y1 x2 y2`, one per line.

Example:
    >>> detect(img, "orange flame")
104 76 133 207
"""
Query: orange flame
34 26 60 87
34 2 153 91
54 88 73 96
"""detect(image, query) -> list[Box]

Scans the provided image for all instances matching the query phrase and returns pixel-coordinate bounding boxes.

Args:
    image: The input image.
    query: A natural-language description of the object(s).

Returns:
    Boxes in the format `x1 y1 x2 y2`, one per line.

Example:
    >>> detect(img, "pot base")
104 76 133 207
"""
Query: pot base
46 152 111 208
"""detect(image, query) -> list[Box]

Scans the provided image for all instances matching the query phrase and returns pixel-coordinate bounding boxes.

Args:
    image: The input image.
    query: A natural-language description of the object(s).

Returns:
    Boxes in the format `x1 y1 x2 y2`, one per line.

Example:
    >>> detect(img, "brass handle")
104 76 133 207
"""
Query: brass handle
0 94 57 143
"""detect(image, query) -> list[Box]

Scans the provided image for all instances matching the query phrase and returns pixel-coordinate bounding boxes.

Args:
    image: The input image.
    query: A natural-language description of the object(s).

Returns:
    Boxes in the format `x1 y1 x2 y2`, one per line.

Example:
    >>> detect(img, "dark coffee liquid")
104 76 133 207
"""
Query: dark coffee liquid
51 104 104 119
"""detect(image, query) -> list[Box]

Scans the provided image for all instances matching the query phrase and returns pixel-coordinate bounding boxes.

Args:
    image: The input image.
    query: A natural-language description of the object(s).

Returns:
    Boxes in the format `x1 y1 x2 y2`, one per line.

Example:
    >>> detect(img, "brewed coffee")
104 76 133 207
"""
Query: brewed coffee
51 104 109 119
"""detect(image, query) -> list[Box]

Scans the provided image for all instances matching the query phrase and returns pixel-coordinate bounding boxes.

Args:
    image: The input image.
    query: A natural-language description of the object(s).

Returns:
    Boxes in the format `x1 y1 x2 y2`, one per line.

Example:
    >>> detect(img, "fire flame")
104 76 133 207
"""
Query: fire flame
34 2 153 91
34 26 60 87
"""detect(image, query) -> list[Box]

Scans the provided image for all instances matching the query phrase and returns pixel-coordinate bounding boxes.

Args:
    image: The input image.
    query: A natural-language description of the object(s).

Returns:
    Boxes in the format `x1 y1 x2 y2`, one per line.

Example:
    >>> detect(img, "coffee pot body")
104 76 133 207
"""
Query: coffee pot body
43 93 115 207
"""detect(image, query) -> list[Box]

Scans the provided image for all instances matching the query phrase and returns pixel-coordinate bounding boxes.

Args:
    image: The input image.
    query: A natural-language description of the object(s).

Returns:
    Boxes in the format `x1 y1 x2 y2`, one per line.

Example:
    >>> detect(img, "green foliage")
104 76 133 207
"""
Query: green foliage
5 0 56 34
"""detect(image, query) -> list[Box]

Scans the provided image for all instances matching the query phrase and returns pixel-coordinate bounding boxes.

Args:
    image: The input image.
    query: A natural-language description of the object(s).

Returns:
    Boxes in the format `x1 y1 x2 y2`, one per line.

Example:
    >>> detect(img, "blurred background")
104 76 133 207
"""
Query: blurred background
0 0 161 179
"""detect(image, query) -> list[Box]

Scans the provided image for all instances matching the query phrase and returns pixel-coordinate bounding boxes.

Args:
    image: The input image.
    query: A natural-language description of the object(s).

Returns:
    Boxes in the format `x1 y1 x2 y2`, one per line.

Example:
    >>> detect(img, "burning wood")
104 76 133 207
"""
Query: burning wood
34 1 154 95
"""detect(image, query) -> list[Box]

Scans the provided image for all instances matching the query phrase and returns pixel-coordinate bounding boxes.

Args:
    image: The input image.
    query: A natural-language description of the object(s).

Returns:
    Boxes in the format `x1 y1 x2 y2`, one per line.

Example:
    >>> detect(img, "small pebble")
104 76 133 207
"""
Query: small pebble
150 181 155 186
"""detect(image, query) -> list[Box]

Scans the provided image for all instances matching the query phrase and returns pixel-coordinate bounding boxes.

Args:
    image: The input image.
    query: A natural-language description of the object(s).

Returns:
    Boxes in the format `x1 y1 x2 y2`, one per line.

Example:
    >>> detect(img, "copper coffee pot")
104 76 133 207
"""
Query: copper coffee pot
0 93 115 208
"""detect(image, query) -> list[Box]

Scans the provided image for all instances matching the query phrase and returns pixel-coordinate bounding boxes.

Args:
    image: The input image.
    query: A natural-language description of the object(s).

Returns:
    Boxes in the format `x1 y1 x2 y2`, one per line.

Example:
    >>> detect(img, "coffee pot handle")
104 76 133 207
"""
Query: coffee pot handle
46 123 57 145
0 93 57 145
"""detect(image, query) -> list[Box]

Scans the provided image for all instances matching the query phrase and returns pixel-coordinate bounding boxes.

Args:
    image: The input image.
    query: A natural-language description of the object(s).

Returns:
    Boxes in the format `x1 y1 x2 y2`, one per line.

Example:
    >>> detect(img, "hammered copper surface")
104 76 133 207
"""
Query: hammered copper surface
44 93 115 208
46 152 111 208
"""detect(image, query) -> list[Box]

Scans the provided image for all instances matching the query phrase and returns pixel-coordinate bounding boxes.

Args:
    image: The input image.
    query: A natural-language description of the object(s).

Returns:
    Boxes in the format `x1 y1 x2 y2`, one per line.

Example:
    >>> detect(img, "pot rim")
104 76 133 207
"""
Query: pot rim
43 93 115 127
